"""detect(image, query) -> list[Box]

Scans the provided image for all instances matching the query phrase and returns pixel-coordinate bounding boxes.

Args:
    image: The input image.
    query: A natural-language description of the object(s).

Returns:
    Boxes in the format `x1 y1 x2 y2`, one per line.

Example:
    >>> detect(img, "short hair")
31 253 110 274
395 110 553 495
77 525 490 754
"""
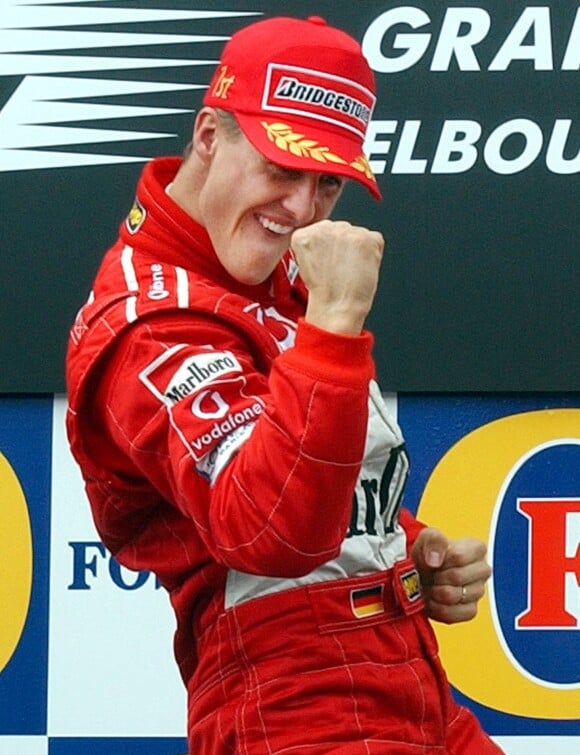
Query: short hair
215 108 242 141
183 108 241 158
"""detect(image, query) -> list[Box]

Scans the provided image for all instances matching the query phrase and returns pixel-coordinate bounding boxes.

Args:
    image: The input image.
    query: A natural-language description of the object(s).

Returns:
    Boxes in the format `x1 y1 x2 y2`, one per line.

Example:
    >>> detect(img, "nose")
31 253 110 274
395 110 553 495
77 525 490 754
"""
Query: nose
281 174 319 225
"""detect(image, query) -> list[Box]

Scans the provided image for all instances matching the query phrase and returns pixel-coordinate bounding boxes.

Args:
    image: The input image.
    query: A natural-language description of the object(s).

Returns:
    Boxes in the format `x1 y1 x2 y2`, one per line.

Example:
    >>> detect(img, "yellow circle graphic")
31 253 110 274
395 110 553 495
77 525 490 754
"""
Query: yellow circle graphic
0 452 33 674
417 408 580 719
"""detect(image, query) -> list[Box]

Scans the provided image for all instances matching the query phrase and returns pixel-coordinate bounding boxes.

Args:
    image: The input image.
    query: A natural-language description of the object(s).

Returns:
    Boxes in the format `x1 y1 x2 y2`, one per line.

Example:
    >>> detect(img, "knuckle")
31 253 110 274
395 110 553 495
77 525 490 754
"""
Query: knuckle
436 585 458 604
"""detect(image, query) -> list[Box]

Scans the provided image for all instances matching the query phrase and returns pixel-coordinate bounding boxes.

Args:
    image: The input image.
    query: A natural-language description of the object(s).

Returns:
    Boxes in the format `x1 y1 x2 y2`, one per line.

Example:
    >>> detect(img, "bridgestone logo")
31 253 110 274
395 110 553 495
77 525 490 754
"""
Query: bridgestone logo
165 351 241 404
274 77 371 127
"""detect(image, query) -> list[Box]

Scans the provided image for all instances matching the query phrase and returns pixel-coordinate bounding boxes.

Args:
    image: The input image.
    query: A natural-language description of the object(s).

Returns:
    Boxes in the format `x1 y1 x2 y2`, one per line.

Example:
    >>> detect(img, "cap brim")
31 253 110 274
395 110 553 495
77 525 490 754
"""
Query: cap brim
235 112 382 201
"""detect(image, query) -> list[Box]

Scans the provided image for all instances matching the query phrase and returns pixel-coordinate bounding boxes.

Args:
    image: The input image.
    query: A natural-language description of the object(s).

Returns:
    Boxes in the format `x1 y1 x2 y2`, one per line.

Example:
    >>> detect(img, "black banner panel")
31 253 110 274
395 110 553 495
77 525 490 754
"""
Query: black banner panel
1 1 578 392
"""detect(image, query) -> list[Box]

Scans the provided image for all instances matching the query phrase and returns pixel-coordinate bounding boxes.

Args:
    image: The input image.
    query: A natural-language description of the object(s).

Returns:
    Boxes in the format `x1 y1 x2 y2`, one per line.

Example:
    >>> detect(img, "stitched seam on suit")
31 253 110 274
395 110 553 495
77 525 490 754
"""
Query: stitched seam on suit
230 606 274 755
218 381 349 557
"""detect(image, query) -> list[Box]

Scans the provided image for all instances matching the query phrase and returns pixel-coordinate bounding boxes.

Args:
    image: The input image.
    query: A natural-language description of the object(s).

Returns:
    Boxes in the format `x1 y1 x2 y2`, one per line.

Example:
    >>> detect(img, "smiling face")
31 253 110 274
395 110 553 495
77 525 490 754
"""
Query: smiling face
173 108 345 285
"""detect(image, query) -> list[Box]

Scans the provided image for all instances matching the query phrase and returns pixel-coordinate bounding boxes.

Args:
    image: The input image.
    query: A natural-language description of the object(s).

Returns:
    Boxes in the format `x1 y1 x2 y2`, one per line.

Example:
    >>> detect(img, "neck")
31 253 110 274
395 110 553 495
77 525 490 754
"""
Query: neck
167 156 204 223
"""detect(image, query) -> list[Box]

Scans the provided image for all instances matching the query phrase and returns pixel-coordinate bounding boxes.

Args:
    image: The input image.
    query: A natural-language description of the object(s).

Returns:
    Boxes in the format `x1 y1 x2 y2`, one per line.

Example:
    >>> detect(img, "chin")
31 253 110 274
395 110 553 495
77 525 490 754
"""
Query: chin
233 251 282 287
234 269 271 286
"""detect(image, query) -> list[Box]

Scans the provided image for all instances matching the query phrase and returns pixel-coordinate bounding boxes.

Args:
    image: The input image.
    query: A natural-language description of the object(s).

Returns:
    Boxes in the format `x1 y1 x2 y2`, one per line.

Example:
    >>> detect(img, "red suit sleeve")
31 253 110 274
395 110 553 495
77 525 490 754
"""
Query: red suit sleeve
399 507 426 552
94 315 374 578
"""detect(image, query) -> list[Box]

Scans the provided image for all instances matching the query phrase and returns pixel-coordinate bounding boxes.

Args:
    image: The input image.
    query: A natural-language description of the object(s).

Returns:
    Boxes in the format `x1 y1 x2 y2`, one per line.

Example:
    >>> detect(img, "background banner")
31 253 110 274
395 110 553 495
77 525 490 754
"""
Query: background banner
1 2 578 753
1 394 579 753
1 0 578 392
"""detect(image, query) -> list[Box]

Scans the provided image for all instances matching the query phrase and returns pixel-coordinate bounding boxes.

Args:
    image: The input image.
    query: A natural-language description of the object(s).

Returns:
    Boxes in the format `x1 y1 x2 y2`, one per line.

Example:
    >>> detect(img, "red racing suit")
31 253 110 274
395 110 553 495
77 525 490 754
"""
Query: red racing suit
66 157 502 754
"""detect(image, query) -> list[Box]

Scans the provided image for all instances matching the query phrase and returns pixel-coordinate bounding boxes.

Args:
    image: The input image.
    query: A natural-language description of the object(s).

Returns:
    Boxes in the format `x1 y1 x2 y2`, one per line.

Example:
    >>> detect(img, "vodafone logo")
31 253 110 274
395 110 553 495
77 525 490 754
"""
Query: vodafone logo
190 402 263 455
191 389 229 419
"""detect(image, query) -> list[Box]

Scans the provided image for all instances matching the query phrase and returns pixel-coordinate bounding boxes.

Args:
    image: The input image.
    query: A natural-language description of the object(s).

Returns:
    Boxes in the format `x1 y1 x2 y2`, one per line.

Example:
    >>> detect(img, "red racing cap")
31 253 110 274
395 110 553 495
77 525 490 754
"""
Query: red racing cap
203 15 381 200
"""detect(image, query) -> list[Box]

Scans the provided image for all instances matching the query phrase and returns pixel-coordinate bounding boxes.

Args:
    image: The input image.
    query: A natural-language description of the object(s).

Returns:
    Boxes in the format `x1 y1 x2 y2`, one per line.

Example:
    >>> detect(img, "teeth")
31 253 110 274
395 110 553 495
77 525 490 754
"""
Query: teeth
258 216 293 235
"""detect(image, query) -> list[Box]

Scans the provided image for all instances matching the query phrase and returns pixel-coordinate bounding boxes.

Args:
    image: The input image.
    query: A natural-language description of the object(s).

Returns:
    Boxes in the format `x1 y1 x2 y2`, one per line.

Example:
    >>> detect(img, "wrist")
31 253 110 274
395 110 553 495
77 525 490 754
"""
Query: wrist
304 300 367 336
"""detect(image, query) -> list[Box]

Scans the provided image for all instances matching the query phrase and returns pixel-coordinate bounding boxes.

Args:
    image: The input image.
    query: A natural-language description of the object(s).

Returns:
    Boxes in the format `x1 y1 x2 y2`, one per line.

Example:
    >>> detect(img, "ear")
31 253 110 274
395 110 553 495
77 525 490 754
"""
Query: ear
191 107 219 164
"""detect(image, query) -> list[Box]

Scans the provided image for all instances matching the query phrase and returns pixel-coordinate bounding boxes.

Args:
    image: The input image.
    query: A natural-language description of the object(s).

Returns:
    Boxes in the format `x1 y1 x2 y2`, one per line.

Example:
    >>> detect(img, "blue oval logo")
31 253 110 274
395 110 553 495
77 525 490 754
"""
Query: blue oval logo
493 440 580 687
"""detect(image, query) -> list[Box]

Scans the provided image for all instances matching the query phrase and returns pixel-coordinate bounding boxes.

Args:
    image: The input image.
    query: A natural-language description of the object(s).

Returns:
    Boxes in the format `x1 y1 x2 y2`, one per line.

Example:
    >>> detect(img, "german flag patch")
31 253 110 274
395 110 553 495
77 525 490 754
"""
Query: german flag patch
350 585 384 619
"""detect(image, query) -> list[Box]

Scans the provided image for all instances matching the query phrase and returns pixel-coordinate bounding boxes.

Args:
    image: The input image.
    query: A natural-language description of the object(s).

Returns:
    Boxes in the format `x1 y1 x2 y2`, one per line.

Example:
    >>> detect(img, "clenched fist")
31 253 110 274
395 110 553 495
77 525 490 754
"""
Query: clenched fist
291 220 384 335
412 528 493 624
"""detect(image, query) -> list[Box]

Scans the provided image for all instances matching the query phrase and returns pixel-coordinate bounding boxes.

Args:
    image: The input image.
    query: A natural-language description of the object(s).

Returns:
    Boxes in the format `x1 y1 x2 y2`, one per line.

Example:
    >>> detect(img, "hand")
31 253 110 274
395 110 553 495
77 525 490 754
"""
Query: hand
411 527 492 624
291 219 384 335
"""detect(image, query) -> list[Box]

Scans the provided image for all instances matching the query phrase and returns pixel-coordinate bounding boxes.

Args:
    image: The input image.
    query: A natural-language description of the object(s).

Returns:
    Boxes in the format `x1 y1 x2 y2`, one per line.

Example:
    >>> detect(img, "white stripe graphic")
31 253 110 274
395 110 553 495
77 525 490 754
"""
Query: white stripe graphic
138 344 189 404
125 296 138 324
120 245 138 292
0 1 262 171
175 267 190 308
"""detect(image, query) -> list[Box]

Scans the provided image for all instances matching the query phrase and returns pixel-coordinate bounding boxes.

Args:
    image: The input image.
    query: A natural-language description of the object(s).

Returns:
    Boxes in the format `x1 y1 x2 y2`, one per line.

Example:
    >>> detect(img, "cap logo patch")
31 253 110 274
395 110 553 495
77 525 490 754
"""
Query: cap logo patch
263 64 375 138
212 65 235 99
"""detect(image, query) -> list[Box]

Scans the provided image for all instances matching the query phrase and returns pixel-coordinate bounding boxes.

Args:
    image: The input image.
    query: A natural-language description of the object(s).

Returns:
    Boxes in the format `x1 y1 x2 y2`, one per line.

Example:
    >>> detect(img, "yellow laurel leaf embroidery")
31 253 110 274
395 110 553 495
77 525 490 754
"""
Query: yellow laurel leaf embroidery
350 154 377 182
284 133 305 143
261 121 347 165
320 147 346 165
310 149 326 163
267 123 291 133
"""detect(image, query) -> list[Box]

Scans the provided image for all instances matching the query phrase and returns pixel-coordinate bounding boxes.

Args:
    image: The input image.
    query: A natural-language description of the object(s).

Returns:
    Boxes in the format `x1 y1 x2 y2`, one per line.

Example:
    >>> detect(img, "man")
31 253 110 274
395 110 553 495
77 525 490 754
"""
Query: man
66 15 503 754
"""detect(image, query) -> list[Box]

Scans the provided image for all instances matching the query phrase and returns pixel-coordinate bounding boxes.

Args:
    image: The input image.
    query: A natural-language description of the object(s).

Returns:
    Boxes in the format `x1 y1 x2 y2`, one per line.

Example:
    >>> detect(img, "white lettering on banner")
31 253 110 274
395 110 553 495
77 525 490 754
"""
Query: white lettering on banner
365 119 580 175
362 6 580 73
489 8 553 71
1 5 577 176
